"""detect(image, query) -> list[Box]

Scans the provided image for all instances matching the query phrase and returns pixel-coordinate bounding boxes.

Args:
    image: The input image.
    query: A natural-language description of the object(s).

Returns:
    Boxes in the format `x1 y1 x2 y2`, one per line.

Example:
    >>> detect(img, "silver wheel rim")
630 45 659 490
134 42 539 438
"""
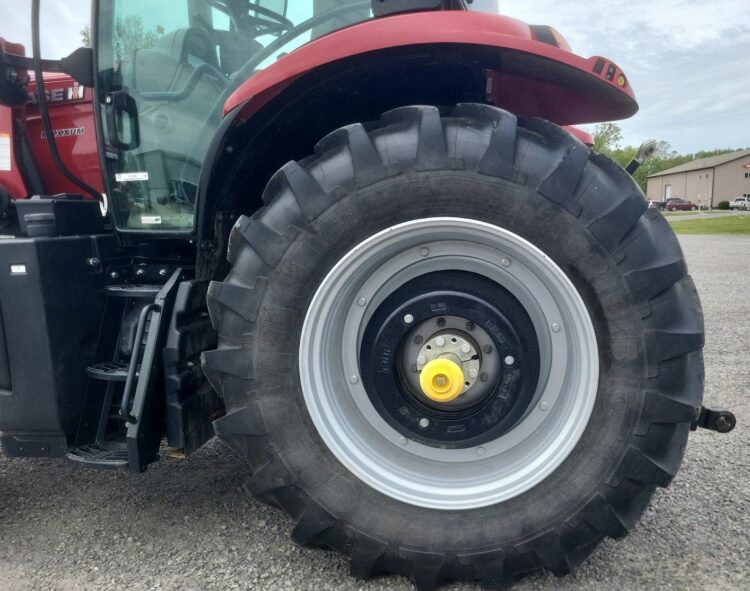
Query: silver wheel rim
299 217 599 510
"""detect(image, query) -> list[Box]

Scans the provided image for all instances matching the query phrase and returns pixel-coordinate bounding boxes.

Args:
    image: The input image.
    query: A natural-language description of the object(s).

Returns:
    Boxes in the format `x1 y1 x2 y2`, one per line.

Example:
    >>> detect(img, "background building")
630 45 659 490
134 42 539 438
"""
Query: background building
646 149 750 207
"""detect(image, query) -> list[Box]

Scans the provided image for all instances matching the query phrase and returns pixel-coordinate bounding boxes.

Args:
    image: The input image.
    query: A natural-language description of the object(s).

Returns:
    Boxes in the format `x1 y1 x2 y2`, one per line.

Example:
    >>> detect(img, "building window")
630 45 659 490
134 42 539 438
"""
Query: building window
745 172 750 178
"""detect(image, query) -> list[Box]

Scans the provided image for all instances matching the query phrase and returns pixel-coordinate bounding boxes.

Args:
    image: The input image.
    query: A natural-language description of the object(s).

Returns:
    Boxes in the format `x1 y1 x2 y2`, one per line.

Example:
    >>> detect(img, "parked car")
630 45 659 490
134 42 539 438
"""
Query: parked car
664 198 698 211
730 197 750 210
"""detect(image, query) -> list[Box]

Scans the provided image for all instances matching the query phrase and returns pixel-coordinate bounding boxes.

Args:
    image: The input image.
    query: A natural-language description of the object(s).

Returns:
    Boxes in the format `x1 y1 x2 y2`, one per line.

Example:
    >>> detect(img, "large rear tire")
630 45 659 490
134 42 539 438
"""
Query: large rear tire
202 105 704 588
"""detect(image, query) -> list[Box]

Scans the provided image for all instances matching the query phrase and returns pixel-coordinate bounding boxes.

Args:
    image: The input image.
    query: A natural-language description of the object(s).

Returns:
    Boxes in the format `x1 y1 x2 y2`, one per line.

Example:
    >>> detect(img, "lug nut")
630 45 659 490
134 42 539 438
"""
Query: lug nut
419 418 430 429
417 355 427 366
468 368 479 379
460 343 471 354
435 336 446 347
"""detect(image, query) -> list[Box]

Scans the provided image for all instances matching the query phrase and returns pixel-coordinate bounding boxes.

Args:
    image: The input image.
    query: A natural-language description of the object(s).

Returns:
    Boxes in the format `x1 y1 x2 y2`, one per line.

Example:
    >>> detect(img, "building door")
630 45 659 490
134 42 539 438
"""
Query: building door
665 185 672 200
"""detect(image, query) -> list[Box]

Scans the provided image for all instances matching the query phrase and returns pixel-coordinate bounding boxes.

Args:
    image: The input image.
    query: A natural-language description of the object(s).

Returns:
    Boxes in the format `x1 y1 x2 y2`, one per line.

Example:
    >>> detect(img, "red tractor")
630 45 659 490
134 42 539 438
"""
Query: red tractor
0 1 735 588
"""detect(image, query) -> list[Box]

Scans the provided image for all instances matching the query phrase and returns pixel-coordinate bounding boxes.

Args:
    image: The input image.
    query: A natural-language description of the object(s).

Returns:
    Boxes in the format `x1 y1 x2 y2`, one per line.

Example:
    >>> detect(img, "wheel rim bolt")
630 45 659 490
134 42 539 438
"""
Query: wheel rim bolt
539 401 550 411
551 322 561 333
504 356 515 366
357 297 367 307
460 343 471 354
419 418 430 429
404 313 414 325
501 257 511 267
350 375 359 384
437 318 446 327
414 335 424 345
468 368 478 379
417 355 427 366
419 247 430 257
476 447 486 456
398 436 408 445
484 345 493 354
480 372 488 382
435 336 446 347
465 321 475 330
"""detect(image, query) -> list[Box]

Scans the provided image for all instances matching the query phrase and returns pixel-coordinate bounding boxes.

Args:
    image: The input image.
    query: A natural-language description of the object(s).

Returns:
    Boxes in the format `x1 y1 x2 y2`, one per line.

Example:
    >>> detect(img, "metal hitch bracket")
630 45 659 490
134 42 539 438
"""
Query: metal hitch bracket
691 405 736 434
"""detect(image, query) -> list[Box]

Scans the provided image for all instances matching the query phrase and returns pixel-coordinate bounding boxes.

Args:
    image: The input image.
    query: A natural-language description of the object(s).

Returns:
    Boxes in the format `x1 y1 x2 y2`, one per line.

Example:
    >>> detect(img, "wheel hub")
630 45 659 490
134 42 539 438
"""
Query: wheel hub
299 217 599 509
360 271 540 448
416 330 479 397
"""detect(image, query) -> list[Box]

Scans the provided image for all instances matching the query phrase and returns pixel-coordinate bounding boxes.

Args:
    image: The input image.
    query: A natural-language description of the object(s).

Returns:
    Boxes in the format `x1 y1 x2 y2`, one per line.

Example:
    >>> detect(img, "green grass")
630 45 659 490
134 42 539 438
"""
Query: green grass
670 214 750 235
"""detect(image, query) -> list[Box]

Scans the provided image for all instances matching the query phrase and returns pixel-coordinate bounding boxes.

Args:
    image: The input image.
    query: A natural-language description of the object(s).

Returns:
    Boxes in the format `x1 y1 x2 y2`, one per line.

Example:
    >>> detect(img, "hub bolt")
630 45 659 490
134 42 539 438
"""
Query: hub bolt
468 368 479 379
435 336 446 347
460 343 471 354
419 418 430 429
417 355 427 366
404 313 414 325
504 356 515 366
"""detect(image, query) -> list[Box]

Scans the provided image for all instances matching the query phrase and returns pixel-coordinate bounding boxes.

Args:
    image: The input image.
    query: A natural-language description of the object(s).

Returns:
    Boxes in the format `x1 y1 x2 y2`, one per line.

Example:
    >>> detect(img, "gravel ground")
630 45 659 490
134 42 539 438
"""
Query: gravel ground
1 234 748 591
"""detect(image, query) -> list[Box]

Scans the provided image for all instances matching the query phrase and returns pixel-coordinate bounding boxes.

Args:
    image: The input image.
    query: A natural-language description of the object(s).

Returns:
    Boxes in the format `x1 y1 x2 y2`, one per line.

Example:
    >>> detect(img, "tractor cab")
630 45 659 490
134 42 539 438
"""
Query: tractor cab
98 0 373 233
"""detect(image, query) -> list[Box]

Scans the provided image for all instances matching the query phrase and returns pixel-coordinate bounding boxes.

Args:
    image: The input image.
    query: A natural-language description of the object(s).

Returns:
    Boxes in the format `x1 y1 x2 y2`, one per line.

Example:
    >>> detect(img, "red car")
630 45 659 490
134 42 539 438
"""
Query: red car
665 197 699 211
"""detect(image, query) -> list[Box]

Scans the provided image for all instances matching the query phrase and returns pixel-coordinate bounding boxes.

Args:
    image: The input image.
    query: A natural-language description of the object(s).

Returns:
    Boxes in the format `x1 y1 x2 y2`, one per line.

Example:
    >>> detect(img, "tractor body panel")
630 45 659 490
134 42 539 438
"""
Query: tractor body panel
224 11 637 125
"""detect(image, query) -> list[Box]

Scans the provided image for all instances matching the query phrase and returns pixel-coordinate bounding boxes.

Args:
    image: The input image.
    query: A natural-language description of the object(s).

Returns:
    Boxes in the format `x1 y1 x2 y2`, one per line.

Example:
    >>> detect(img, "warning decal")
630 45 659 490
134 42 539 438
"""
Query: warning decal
0 133 10 172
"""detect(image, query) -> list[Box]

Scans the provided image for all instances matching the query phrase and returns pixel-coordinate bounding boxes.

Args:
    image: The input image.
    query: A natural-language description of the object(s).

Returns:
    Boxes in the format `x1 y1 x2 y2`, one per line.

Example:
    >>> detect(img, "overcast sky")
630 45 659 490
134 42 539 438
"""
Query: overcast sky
0 0 747 154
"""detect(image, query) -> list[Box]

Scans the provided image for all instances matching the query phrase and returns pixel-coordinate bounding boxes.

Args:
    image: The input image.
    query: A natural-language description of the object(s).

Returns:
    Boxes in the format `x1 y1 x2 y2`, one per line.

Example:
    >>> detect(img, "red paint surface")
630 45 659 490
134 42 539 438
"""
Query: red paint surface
564 126 594 146
24 73 104 197
0 72 102 200
225 11 637 125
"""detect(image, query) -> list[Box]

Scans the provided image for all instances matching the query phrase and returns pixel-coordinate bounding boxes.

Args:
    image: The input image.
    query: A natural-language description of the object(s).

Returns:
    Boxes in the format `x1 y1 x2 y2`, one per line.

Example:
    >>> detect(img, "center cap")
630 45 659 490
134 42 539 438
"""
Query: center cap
419 358 464 402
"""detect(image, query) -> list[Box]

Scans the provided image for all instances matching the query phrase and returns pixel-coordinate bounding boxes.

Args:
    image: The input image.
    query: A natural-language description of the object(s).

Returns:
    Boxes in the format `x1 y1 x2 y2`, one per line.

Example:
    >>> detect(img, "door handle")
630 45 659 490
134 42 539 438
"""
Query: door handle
105 90 140 151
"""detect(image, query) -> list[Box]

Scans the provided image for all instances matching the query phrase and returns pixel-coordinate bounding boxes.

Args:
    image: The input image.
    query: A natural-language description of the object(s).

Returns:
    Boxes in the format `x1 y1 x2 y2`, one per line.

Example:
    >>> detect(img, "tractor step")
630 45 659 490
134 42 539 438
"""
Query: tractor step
85 361 138 382
105 284 163 298
67 441 129 470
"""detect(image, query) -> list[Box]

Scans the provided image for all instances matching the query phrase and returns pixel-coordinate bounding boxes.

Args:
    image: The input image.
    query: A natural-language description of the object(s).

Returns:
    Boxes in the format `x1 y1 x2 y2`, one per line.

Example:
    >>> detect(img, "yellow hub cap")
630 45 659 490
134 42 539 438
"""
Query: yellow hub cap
419 358 464 403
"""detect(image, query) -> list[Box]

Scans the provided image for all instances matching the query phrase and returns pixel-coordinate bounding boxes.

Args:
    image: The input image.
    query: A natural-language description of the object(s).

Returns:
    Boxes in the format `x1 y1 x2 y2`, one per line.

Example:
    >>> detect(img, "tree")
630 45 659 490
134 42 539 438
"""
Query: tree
592 122 623 155
114 15 158 59
80 25 91 48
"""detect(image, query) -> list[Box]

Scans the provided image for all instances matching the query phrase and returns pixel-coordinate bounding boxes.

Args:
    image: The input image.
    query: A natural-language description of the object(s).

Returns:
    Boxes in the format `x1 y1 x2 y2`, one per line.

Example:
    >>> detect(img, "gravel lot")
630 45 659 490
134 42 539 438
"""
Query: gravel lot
1 234 748 591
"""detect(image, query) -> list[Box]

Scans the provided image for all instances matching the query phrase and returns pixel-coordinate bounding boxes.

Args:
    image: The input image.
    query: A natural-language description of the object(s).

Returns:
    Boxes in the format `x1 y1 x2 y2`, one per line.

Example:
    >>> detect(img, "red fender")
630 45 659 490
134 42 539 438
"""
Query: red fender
224 11 637 126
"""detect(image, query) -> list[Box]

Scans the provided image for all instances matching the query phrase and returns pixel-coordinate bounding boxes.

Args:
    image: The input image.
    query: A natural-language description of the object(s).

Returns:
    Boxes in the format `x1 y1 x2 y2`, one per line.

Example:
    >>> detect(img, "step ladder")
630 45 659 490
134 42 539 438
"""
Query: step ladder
67 271 182 472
